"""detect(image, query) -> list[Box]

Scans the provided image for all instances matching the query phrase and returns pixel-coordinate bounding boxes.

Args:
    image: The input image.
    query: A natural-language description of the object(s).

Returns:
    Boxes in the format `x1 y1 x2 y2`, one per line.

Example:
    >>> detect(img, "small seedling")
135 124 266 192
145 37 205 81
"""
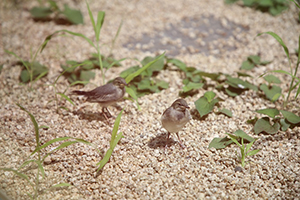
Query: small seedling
30 1 83 25
5 47 49 90
227 134 260 168
209 130 260 168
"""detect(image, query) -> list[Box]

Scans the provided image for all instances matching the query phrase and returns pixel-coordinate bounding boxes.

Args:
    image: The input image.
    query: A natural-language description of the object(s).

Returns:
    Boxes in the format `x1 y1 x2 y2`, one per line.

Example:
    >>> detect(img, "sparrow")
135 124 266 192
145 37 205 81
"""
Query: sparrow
72 77 128 122
161 98 191 148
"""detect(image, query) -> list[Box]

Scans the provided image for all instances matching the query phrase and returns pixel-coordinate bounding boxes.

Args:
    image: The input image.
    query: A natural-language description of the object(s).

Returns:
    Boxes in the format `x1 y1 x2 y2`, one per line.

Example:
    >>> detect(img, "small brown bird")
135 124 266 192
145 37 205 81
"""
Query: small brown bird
72 77 127 122
161 99 191 148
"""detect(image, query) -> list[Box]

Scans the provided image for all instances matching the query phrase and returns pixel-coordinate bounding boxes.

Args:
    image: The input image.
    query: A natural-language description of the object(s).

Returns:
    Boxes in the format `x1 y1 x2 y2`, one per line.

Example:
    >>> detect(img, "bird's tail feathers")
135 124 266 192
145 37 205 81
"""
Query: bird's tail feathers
72 90 88 95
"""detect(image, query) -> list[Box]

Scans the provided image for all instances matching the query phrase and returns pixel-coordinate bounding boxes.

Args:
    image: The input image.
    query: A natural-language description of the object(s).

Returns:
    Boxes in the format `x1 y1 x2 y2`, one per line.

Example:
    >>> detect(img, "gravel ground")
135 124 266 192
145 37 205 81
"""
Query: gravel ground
1 0 300 199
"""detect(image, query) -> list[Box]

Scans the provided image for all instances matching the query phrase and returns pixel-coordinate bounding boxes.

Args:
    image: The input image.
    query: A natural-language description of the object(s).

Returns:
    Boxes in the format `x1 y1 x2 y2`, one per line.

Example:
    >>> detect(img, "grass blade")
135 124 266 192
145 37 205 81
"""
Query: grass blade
110 110 123 147
34 160 45 179
50 183 73 188
16 104 40 148
96 149 113 170
57 92 75 106
18 159 36 171
95 11 105 41
0 168 33 187
125 87 140 110
257 32 290 65
246 149 261 157
86 1 97 38
125 52 165 83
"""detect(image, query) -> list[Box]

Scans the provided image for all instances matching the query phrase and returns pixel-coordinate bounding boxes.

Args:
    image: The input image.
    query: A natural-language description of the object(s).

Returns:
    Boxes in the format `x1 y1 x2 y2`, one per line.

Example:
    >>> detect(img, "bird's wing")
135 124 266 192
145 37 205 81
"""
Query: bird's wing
86 83 118 103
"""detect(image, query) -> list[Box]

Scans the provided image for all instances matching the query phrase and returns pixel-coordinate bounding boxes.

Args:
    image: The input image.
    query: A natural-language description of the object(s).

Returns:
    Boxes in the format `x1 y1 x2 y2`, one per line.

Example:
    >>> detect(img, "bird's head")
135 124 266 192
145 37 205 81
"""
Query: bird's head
113 77 128 89
172 99 190 112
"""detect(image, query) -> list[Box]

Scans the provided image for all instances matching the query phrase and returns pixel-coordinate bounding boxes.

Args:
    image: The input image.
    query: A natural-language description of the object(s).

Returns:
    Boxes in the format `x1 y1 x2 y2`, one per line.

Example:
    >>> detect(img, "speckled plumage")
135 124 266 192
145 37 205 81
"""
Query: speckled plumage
161 99 191 148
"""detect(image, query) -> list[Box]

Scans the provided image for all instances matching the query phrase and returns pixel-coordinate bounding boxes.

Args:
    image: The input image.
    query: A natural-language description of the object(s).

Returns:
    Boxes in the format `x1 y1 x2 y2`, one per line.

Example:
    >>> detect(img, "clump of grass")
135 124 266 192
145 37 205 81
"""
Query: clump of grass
0 103 125 199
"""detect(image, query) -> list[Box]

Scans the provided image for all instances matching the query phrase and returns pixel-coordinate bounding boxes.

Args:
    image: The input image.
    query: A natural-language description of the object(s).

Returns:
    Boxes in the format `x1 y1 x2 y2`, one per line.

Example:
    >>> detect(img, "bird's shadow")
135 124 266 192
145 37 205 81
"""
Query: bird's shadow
148 132 177 149
72 109 106 122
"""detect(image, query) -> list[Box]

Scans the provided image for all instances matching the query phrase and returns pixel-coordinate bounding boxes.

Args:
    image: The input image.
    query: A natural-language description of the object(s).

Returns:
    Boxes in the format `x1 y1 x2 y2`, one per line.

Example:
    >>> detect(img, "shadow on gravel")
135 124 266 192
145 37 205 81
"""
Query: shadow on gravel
72 110 106 122
148 133 177 148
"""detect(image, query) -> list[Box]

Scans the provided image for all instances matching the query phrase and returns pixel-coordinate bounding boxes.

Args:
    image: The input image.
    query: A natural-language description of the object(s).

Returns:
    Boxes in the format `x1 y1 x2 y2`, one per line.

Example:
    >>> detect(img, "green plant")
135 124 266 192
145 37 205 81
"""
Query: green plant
225 0 290 16
120 54 169 98
227 133 260 167
5 47 49 90
47 61 93 112
61 53 123 85
250 108 300 134
96 109 124 171
209 130 260 167
257 31 300 107
194 91 232 117
0 103 124 199
240 54 272 70
30 0 83 25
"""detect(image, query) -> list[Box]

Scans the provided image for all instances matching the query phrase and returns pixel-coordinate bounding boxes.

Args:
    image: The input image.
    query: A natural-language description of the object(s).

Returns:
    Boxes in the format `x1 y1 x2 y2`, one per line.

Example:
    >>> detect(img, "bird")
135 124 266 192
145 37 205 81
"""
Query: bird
72 77 128 122
161 98 191 148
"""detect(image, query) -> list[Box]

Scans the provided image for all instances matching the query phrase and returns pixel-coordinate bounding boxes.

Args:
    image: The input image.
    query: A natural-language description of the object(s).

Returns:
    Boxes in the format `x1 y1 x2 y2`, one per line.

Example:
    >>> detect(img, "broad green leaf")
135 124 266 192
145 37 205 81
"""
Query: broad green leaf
260 84 282 101
217 108 233 117
248 55 261 65
57 93 75 106
62 4 84 24
280 118 290 131
204 91 216 102
194 95 219 117
182 82 204 93
280 110 300 124
156 80 169 89
167 58 187 72
208 137 233 149
195 71 221 80
256 108 280 118
241 60 255 70
254 117 280 134
80 70 95 82
263 74 281 84
237 71 252 77
30 7 52 18
233 130 254 142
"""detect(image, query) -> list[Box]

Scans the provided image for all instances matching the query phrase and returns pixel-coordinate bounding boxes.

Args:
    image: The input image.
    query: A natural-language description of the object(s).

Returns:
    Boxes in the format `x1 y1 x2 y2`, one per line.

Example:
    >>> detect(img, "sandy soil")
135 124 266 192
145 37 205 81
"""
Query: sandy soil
1 0 300 199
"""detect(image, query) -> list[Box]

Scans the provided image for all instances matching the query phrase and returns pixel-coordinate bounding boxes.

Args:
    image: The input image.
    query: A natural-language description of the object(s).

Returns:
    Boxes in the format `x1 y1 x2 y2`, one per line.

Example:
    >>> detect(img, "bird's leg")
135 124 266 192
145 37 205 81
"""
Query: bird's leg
102 107 112 118
101 107 110 124
176 132 186 149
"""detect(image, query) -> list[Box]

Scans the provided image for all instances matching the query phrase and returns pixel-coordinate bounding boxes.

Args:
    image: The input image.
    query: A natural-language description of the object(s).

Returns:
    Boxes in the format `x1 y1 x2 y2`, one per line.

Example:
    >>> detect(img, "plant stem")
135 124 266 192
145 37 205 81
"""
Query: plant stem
96 42 105 84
